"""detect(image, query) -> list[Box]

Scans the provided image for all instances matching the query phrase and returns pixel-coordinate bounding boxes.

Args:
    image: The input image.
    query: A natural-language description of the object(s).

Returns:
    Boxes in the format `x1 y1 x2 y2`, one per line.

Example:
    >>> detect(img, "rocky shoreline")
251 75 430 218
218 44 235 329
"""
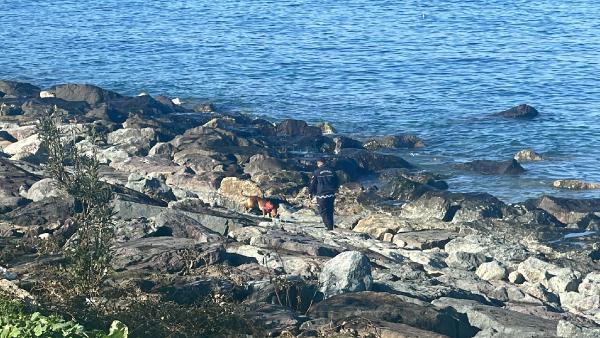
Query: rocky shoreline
1 79 599 337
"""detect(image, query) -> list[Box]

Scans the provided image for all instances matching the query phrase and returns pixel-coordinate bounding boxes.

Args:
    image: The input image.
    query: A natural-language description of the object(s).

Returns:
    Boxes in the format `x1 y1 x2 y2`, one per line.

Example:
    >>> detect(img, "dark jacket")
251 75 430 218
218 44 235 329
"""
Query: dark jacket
309 166 338 196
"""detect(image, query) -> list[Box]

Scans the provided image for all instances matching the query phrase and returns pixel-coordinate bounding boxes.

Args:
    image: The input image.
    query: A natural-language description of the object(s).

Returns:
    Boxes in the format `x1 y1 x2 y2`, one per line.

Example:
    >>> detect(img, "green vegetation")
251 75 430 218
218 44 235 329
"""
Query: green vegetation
0 293 127 338
39 108 115 295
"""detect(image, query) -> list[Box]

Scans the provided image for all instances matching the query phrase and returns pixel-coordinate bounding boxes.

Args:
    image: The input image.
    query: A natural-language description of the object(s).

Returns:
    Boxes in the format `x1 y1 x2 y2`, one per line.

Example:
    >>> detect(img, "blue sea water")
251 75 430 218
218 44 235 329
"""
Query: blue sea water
1 0 600 203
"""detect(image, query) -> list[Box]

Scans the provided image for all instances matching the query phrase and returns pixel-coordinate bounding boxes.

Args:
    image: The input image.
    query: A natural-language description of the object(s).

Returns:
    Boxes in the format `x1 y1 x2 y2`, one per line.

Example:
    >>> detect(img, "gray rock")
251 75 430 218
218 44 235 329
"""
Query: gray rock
126 173 176 202
476 261 508 281
107 127 157 155
526 195 600 225
250 229 340 257
319 251 372 299
557 320 600 338
514 149 543 161
517 257 580 294
553 179 600 190
579 272 600 296
112 237 225 273
25 178 67 202
310 292 477 338
393 230 457 250
148 142 175 157
446 251 489 271
152 209 222 242
433 297 558 337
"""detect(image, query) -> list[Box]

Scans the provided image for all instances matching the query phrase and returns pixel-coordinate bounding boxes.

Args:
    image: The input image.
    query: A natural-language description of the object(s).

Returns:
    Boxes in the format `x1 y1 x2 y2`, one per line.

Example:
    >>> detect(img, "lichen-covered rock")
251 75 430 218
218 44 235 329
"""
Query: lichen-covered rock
553 179 600 190
517 257 581 294
579 272 600 296
557 320 600 337
476 261 507 281
319 251 372 299
514 149 543 161
445 251 489 271
107 127 157 155
25 178 67 202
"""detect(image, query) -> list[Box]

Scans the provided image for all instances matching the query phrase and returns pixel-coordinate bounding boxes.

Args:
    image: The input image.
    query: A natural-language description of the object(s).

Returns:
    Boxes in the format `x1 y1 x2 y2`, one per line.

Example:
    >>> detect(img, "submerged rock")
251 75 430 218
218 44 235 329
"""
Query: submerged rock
514 148 544 161
493 104 539 118
553 179 600 190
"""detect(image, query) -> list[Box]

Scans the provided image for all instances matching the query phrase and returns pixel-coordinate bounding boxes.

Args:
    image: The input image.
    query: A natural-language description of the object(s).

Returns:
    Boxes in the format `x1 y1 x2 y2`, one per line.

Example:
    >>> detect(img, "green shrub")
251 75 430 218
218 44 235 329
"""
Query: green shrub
38 109 115 295
0 293 127 338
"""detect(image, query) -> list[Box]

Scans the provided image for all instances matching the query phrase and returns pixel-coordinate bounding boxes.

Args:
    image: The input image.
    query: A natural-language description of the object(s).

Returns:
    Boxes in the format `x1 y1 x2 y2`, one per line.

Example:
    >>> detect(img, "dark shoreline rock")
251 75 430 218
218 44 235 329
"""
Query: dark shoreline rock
455 158 525 175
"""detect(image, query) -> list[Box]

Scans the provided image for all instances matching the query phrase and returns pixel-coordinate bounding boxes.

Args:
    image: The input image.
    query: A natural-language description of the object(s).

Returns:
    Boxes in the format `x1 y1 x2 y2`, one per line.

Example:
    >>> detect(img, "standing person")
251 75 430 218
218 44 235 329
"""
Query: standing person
309 158 338 230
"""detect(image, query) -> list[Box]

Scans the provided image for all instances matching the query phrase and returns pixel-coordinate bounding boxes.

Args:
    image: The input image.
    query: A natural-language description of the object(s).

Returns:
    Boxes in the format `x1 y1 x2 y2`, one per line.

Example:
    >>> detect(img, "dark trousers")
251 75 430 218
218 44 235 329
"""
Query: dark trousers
317 196 335 230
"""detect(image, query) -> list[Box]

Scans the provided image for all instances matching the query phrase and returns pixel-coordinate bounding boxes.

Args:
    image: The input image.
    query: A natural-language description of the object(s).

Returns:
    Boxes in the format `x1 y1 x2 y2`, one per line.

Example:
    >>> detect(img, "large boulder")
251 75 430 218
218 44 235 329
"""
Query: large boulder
0 80 40 98
579 272 600 296
493 104 539 118
1 197 72 227
401 191 506 222
526 195 600 225
309 292 477 338
107 127 157 155
125 173 176 202
112 237 225 273
2 134 42 158
557 320 600 338
332 149 414 179
319 251 372 299
20 98 90 117
0 158 39 213
363 134 425 150
47 83 123 106
25 178 67 202
275 119 321 137
152 210 222 242
455 159 525 175
517 257 581 294
476 260 508 281
433 297 557 337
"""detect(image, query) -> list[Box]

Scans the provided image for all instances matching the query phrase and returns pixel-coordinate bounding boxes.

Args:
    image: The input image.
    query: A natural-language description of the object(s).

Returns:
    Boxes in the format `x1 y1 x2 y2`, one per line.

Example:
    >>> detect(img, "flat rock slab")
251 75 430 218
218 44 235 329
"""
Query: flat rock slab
112 237 225 274
309 291 477 338
342 318 449 338
394 230 458 250
433 297 558 337
250 229 340 257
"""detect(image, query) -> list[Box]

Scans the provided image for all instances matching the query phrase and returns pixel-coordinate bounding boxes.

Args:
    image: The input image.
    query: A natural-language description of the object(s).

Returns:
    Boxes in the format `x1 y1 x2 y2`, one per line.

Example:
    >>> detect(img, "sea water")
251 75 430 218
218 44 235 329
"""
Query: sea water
1 0 600 203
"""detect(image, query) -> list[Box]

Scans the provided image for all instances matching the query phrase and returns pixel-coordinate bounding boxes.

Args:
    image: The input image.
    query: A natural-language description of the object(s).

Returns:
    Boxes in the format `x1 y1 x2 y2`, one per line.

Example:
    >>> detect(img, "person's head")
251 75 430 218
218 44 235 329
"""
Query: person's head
316 158 326 167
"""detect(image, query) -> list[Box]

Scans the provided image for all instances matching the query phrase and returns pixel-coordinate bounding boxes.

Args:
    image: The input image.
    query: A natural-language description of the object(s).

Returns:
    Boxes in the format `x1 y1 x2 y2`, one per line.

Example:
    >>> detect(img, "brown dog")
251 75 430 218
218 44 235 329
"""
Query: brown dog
244 195 279 218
